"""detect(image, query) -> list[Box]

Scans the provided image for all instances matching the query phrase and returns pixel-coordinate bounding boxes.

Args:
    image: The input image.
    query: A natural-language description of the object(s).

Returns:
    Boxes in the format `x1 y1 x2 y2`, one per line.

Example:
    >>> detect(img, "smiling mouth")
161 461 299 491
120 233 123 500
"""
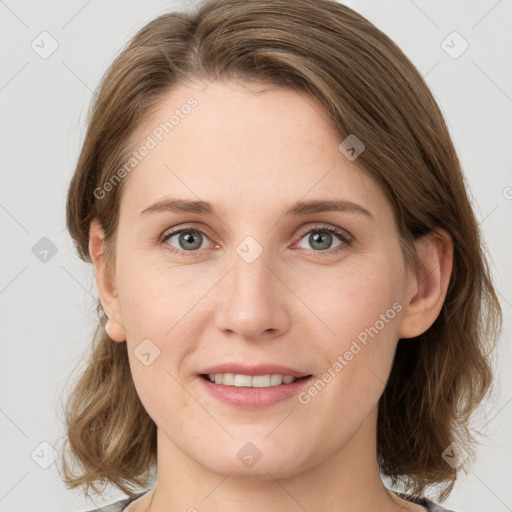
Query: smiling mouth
199 373 312 388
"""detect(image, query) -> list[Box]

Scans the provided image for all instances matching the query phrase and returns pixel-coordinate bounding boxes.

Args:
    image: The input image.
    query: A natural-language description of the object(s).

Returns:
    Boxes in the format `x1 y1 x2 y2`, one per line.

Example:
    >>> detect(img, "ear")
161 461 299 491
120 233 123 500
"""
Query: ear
88 218 127 342
398 229 453 339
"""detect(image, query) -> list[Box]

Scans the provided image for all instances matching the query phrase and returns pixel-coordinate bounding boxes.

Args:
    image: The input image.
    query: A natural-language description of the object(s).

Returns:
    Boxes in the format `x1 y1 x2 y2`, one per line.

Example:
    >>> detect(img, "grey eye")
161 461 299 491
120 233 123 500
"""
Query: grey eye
165 229 209 251
297 230 343 251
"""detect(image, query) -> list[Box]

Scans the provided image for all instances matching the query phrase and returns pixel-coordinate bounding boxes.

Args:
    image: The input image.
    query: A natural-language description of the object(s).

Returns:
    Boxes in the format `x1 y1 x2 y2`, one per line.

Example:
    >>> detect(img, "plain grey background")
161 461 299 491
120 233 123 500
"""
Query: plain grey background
0 0 511 511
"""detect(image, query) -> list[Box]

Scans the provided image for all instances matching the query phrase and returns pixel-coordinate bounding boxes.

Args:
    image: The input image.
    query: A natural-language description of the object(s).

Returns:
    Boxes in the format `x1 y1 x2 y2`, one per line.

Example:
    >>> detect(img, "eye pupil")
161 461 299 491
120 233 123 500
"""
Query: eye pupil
165 226 347 256
180 231 202 250
310 231 332 250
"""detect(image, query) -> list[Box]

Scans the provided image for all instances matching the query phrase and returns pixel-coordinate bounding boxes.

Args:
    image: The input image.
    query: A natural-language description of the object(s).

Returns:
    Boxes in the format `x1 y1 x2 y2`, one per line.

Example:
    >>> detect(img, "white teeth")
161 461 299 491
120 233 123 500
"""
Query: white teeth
206 373 299 387
222 373 235 385
252 375 271 387
234 374 252 387
270 374 283 386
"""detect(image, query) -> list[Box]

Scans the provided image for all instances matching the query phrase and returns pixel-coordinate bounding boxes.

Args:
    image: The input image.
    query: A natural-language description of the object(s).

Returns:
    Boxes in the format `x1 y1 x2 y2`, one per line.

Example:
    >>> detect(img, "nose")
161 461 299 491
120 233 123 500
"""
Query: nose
214 242 291 342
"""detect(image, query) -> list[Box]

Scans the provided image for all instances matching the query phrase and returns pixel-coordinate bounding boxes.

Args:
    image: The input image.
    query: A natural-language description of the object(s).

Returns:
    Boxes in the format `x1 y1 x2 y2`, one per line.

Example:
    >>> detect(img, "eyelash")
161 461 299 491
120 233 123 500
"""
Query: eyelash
158 223 353 258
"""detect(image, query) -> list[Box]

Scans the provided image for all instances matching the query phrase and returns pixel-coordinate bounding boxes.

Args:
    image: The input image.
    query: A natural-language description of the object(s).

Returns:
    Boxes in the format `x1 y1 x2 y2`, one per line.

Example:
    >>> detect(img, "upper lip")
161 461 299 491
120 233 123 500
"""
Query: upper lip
199 363 311 378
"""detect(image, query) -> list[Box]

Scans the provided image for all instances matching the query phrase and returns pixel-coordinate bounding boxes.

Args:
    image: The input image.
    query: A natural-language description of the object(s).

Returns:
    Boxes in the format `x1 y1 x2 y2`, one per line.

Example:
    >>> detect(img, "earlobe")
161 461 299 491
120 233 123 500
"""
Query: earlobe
398 229 453 339
88 218 127 342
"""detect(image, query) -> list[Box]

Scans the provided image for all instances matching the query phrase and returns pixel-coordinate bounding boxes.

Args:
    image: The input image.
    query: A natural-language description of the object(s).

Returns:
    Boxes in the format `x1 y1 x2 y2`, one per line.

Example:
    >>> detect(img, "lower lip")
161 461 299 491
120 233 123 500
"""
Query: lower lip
197 375 314 408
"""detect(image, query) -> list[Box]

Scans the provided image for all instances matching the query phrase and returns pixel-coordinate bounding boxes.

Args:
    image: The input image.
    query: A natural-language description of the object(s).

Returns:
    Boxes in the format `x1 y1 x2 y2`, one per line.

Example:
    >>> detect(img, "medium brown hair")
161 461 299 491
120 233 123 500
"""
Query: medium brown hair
60 0 502 501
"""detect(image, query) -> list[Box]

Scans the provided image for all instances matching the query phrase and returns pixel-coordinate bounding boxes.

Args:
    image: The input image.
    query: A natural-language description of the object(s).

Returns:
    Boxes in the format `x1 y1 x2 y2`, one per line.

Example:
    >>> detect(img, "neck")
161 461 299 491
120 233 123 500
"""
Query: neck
142 406 418 512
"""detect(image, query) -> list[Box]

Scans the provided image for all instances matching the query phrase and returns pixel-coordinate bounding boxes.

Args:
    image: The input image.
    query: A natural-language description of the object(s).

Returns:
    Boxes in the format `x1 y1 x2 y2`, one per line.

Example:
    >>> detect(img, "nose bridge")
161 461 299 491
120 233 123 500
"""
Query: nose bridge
232 237 272 297
214 235 289 339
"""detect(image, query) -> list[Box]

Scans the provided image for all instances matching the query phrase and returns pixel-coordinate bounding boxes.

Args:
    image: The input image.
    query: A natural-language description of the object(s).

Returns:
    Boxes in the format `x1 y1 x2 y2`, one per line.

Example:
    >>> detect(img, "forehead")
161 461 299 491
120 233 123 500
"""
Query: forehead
118 80 390 223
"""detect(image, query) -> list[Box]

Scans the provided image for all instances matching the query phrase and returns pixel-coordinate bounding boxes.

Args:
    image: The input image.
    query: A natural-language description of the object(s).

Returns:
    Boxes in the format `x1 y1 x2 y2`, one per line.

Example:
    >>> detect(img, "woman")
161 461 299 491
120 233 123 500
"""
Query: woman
60 0 502 511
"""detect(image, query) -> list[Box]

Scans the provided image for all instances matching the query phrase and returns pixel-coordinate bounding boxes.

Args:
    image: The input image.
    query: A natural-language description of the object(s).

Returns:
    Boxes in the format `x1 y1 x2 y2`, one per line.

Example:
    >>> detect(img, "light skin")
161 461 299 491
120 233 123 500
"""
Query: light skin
89 80 453 512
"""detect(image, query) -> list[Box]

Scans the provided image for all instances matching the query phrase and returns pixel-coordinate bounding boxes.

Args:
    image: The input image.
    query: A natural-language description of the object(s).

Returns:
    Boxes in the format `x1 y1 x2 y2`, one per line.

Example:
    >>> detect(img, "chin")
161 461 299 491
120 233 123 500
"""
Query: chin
191 437 311 481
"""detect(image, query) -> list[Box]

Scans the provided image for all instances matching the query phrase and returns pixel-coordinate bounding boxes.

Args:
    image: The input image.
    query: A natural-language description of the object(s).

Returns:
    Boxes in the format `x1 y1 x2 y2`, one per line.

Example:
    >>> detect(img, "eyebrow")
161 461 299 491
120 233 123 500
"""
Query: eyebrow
139 198 373 220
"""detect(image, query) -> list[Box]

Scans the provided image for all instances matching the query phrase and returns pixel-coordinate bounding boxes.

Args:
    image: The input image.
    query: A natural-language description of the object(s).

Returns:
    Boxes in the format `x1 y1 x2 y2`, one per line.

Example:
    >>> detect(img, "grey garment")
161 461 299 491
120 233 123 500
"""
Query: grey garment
391 491 458 512
85 491 147 512
85 490 458 511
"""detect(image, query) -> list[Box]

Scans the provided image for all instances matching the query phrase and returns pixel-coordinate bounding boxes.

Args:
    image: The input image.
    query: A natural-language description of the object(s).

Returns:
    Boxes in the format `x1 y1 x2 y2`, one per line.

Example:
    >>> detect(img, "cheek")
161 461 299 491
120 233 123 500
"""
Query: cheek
128 360 191 433
297 256 403 345
116 254 206 339
295 257 404 406
115 257 210 417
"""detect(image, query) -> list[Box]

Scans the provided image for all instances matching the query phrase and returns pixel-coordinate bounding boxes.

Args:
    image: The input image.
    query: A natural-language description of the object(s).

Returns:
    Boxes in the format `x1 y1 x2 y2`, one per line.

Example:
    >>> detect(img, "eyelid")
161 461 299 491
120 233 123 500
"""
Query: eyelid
159 223 215 243
294 223 353 243
158 224 218 256
159 222 353 256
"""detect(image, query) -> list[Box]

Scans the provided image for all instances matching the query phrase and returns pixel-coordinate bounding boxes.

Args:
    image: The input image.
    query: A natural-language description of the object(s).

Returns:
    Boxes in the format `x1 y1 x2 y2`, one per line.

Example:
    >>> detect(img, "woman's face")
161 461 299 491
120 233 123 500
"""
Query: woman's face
101 80 414 478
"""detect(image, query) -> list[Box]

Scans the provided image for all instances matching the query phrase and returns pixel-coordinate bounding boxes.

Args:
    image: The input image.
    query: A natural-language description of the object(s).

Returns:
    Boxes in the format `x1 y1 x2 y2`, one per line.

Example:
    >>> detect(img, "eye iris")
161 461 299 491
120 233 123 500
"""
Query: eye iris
169 228 343 253
310 231 332 250
180 231 202 250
